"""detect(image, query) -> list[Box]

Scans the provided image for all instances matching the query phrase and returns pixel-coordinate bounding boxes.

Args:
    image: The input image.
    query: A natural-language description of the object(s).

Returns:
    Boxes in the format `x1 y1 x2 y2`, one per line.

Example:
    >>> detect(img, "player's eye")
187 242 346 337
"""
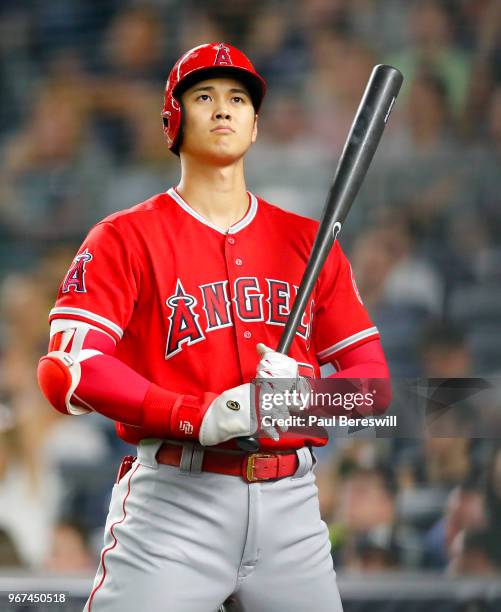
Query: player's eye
196 94 212 102
232 96 245 103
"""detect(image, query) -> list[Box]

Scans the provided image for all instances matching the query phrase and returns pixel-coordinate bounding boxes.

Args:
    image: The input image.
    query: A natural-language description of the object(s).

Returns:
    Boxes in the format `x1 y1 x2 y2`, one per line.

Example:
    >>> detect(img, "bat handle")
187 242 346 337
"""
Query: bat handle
236 435 260 452
236 340 289 452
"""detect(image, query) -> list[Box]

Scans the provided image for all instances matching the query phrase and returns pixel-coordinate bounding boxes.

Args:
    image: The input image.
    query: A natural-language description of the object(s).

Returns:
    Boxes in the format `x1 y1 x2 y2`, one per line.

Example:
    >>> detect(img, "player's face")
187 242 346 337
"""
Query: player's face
180 77 258 163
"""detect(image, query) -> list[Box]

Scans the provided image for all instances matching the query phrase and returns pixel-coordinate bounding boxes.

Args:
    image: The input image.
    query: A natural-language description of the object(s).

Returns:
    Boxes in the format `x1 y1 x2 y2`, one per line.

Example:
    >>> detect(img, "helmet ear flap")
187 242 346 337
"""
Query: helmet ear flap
164 103 183 157
172 102 183 156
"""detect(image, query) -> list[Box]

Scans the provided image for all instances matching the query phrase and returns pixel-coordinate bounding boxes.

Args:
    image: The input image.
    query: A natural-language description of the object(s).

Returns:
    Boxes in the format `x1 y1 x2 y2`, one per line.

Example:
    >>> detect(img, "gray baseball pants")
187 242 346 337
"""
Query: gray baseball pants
84 439 343 612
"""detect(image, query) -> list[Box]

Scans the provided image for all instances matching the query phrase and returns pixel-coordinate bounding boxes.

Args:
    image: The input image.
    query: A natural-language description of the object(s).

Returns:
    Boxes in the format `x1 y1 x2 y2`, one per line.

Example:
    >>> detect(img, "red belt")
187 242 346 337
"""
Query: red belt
156 442 299 483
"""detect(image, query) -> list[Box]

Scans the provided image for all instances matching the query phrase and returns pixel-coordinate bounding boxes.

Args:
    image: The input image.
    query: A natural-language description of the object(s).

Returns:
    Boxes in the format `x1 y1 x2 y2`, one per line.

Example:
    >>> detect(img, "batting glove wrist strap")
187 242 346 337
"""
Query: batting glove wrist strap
199 383 257 446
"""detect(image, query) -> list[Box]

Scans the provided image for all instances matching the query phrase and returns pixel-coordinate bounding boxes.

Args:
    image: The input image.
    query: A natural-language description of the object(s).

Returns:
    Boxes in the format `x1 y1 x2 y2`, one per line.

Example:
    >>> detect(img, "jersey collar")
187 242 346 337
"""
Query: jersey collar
167 187 258 235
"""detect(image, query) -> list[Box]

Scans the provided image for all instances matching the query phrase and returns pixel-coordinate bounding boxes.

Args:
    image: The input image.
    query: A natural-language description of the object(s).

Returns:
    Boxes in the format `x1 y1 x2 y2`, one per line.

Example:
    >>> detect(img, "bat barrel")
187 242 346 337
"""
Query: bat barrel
278 64 403 354
237 65 403 452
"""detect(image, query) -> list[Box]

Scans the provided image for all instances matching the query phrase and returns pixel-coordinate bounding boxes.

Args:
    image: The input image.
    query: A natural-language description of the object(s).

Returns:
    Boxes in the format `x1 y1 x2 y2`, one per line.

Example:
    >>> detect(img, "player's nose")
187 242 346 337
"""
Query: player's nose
214 108 231 121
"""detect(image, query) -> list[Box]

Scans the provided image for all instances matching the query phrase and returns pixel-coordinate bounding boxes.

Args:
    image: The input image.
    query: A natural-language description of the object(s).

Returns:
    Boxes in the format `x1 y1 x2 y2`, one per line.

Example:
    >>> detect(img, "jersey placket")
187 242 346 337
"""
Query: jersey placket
224 232 255 381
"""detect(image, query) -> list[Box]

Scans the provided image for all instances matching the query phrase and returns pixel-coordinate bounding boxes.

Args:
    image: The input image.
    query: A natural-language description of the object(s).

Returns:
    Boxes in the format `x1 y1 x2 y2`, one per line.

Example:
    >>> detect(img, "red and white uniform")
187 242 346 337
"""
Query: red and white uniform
49 188 379 451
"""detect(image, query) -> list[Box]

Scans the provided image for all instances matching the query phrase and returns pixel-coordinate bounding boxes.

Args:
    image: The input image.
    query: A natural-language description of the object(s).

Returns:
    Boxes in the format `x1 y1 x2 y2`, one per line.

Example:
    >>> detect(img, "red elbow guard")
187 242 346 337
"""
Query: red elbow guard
37 352 91 416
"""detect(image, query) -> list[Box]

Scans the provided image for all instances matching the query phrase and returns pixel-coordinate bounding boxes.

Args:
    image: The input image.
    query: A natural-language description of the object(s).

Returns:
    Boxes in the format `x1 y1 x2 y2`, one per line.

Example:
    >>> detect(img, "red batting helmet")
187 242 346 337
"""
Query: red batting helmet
162 42 266 155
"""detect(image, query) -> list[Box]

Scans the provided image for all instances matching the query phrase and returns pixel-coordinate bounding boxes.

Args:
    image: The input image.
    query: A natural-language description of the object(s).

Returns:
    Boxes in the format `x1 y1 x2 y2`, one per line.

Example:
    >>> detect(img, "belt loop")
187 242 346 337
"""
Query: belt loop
190 443 204 473
137 438 163 469
291 446 313 479
179 441 195 472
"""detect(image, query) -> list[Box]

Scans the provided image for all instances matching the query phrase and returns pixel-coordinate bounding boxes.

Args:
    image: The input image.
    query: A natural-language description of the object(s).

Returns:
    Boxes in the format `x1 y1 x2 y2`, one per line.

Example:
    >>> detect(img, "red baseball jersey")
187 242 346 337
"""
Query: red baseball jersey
50 188 379 449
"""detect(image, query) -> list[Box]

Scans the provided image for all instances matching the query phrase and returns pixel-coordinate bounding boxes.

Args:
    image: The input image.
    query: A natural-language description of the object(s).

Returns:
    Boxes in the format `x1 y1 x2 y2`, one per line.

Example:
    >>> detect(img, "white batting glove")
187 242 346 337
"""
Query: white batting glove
256 344 311 441
257 343 299 379
199 383 258 446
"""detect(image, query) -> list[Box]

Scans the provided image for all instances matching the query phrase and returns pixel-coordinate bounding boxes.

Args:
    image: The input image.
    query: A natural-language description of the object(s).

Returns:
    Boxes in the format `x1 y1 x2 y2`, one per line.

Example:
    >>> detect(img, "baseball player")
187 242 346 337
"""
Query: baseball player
38 43 390 611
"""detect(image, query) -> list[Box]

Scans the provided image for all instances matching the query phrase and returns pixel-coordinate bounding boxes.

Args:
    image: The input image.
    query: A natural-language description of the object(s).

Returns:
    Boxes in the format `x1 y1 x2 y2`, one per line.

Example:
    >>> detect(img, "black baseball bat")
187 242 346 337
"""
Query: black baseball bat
238 64 403 452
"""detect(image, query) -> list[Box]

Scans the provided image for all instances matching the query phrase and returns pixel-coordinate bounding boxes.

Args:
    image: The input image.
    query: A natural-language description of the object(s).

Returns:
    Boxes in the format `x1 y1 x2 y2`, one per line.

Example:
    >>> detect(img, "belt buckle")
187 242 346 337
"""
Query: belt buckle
246 453 275 482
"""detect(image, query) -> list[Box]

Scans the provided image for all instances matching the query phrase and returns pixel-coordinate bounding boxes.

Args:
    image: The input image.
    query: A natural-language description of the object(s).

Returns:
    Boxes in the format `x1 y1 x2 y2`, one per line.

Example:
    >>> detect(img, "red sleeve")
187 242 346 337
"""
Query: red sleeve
42 327 218 440
313 241 379 364
328 339 392 415
49 221 139 343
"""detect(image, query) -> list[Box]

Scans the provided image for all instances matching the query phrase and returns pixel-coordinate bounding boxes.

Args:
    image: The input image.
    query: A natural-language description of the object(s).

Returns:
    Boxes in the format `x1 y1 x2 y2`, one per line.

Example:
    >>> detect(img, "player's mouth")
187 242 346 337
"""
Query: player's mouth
211 126 235 134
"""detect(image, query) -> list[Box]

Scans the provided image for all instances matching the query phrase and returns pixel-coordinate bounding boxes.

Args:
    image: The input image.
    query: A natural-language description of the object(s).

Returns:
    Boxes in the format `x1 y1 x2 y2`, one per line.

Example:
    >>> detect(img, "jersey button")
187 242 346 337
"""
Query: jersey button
235 258 243 266
244 330 252 339
227 236 236 245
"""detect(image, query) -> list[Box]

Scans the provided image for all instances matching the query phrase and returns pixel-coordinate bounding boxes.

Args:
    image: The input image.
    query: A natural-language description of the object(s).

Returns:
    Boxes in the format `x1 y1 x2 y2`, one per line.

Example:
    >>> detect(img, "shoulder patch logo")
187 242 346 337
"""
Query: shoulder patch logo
62 249 93 293
214 43 232 66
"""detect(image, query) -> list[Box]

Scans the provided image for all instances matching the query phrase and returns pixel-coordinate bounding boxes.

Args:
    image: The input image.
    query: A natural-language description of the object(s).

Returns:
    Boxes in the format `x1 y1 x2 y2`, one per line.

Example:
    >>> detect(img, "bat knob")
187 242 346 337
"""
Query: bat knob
237 436 260 452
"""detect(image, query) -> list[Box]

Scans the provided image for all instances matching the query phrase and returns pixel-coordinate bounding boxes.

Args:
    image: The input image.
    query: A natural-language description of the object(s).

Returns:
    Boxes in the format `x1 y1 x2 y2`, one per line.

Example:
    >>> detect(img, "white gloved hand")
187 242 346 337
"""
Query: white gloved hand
256 343 299 379
199 383 257 446
255 344 311 441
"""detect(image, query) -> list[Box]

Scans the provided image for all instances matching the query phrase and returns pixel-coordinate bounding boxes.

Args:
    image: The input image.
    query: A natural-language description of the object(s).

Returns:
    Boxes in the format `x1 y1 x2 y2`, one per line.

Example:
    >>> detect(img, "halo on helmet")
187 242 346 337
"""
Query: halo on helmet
169 66 265 156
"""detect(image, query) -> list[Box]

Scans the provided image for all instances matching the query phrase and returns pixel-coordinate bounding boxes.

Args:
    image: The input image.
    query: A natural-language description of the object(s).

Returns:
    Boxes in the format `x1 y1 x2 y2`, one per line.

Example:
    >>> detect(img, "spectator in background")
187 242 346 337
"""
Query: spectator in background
245 6 307 91
0 527 23 568
0 84 111 270
100 6 165 82
307 33 377 154
460 0 500 141
101 89 179 215
350 220 443 316
346 527 399 573
298 0 346 33
0 7 35 132
418 321 472 378
383 69 465 250
462 86 501 256
179 11 225 54
0 261 113 567
342 0 411 54
424 480 487 569
337 465 396 539
0 412 62 568
43 519 95 574
349 220 442 376
385 0 471 115
448 527 501 575
246 91 330 218
485 445 501 541
90 6 167 163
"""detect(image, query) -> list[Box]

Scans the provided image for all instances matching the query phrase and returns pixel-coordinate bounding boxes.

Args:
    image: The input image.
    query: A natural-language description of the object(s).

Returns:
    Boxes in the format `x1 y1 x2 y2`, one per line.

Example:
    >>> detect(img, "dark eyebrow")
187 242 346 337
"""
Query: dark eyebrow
190 85 250 96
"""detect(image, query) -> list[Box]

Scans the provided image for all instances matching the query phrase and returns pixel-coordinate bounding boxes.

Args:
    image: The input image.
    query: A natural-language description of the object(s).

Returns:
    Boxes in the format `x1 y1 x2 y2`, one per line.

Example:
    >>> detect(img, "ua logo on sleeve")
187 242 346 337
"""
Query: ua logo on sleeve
62 249 93 294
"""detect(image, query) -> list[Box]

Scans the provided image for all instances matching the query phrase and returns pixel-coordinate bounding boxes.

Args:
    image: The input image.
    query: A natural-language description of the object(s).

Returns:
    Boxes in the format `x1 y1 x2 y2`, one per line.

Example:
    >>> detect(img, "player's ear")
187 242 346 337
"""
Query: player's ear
251 114 258 144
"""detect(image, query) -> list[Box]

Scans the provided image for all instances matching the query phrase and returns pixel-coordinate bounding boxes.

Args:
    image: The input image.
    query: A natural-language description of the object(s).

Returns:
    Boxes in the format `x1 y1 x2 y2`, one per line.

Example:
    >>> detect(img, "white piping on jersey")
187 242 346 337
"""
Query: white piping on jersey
167 187 258 235
316 326 379 361
49 307 123 339
50 318 117 344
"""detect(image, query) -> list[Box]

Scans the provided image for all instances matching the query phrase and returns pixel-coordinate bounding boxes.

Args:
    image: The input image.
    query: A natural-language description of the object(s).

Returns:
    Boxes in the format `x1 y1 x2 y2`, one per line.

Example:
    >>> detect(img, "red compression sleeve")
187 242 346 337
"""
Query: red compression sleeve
328 338 390 379
316 339 392 416
43 328 217 439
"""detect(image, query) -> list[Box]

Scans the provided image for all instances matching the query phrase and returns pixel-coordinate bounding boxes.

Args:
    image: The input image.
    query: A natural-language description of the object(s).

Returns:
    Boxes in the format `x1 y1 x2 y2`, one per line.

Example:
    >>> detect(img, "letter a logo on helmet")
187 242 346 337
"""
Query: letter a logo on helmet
214 43 232 66
161 42 266 155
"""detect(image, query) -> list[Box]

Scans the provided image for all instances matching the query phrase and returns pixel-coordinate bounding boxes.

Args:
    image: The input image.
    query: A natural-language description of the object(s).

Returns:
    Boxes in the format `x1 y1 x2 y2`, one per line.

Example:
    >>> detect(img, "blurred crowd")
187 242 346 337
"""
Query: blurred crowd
0 0 500 579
